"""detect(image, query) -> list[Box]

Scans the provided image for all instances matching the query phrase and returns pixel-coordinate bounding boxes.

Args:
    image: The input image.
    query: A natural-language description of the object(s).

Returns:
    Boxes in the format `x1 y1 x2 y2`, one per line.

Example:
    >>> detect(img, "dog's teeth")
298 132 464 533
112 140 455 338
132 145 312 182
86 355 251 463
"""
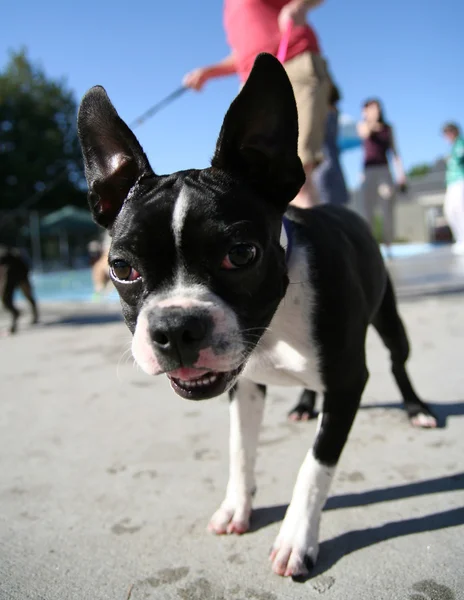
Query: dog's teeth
175 372 220 390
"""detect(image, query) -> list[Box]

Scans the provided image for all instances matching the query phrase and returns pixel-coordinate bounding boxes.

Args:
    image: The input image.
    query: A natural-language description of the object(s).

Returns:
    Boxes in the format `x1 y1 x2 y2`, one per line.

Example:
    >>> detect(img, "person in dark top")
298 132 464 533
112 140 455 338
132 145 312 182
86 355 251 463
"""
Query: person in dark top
313 83 349 205
357 99 406 254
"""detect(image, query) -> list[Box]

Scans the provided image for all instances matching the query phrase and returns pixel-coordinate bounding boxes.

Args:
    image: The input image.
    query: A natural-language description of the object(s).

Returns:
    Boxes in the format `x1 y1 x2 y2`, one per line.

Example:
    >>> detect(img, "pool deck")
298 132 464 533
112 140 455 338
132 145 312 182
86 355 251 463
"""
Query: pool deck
385 245 464 298
28 244 464 304
0 246 463 600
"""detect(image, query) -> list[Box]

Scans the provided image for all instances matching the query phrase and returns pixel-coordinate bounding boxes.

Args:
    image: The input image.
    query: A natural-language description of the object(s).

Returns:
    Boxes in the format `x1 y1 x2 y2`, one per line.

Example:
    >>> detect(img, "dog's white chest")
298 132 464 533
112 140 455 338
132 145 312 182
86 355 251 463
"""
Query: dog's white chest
242 247 324 392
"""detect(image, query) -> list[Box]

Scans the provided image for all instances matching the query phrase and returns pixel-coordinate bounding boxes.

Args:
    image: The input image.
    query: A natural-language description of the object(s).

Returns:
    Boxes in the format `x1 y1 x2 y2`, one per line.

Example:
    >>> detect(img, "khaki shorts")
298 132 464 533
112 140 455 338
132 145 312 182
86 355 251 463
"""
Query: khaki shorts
284 51 331 166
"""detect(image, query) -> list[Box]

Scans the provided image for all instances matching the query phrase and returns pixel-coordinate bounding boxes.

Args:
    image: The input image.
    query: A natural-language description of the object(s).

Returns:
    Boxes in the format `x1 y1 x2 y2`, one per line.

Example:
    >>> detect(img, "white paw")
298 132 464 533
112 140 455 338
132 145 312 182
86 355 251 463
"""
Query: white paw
270 515 319 577
410 412 438 429
207 498 252 535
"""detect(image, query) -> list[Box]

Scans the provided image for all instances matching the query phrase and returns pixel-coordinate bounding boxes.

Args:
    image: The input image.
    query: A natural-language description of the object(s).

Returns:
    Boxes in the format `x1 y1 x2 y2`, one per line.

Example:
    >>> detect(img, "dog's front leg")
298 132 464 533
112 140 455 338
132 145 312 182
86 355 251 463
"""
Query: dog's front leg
270 374 367 577
208 379 265 535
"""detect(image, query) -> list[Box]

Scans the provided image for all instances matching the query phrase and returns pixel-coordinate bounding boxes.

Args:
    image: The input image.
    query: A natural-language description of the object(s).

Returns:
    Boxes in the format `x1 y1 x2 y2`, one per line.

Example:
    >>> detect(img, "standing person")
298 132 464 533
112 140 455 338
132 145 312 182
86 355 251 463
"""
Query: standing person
313 82 349 205
357 99 406 255
183 0 331 209
442 122 464 255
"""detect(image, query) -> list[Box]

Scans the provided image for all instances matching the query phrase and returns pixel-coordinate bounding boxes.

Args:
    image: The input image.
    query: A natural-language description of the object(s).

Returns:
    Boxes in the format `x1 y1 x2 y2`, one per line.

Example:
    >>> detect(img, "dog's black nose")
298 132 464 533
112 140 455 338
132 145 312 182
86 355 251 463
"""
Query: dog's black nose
148 308 213 365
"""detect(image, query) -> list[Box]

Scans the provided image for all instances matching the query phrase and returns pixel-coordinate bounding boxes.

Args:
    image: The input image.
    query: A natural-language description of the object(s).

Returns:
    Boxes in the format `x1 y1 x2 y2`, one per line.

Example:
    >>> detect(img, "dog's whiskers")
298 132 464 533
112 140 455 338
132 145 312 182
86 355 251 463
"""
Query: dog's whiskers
116 345 134 382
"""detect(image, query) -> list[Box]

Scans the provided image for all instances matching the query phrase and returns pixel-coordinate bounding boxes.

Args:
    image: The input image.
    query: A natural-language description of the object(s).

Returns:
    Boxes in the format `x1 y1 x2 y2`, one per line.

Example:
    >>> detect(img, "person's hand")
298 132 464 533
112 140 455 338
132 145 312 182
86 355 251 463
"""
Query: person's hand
370 121 384 132
278 0 308 33
182 67 210 91
397 175 407 189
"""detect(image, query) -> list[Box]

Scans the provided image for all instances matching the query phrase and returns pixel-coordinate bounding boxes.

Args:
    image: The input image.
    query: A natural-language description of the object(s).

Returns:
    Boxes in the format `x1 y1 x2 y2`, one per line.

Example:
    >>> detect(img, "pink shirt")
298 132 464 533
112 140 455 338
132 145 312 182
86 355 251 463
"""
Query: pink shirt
224 0 320 82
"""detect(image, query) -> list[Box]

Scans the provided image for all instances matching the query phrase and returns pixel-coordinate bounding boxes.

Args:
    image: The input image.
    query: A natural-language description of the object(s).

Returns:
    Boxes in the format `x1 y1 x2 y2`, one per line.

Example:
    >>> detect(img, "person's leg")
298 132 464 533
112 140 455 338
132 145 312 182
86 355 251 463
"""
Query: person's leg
444 182 463 251
378 166 396 251
452 180 464 249
285 53 330 209
292 163 320 208
362 167 378 233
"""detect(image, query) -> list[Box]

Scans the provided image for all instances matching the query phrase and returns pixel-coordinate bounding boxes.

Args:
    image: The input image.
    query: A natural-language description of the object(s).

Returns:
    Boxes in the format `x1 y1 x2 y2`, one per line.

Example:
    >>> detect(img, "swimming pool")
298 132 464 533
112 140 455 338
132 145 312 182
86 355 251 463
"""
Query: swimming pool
26 243 446 303
30 268 119 303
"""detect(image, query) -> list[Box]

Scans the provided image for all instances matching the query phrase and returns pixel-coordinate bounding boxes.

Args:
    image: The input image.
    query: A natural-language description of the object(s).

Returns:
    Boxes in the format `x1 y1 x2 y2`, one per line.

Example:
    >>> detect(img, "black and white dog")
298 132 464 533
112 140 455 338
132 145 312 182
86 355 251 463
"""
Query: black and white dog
78 54 437 578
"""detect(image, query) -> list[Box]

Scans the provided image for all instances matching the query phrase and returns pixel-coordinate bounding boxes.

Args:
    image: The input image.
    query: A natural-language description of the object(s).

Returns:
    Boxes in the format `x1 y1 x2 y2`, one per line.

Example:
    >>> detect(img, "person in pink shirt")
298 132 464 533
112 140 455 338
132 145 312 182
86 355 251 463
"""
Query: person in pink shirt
183 0 330 209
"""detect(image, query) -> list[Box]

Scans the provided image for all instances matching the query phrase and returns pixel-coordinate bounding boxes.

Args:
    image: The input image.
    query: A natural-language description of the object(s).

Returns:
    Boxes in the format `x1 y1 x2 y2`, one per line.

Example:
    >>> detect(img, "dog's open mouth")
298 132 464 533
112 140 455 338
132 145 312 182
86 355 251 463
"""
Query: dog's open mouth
167 366 242 400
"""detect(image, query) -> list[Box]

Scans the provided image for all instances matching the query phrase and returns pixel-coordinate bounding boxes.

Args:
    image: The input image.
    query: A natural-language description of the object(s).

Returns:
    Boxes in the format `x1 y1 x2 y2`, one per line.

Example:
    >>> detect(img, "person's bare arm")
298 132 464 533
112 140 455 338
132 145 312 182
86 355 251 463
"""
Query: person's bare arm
183 54 237 91
357 120 384 140
357 121 371 140
278 0 324 31
389 128 406 184
302 0 325 7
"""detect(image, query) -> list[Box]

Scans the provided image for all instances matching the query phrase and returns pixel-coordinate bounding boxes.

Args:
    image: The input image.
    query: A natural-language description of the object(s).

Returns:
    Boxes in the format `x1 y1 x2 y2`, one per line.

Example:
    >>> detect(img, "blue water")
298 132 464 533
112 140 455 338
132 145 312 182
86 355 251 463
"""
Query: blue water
379 243 441 259
23 243 445 303
30 268 119 303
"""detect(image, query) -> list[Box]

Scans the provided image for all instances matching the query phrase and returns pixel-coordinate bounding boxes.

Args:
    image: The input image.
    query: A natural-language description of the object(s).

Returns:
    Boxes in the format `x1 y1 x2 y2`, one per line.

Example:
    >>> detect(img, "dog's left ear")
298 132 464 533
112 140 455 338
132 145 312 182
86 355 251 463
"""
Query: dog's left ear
212 53 305 209
78 86 155 228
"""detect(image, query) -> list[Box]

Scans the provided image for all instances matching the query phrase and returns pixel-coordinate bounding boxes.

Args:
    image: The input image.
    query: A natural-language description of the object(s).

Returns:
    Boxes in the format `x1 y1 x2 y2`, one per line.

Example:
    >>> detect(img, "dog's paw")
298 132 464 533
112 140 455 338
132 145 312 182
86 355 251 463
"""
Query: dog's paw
207 500 252 535
407 401 438 429
269 521 319 577
410 412 437 429
288 407 316 422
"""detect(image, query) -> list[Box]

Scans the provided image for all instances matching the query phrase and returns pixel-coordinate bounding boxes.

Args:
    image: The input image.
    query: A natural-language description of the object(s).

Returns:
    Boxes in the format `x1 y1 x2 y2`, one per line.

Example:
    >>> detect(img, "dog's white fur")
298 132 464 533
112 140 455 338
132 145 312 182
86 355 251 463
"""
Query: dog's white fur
172 187 190 251
243 246 324 392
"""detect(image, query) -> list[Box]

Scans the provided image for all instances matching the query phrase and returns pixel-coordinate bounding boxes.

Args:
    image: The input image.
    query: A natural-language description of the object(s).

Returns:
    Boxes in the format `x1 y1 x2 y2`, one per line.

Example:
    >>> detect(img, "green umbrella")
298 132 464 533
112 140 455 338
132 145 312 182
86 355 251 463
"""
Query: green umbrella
40 205 98 234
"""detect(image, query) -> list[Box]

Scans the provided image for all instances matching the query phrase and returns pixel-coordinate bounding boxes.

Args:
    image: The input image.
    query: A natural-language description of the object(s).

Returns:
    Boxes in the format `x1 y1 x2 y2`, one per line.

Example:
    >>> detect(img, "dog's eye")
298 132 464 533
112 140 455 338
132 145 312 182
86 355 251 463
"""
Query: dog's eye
110 259 140 282
221 243 257 270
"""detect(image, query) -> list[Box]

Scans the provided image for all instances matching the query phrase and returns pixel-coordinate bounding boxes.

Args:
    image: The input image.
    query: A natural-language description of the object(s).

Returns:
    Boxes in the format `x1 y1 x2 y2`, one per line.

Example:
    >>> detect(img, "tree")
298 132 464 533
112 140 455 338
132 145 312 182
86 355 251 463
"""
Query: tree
0 49 86 218
407 163 431 179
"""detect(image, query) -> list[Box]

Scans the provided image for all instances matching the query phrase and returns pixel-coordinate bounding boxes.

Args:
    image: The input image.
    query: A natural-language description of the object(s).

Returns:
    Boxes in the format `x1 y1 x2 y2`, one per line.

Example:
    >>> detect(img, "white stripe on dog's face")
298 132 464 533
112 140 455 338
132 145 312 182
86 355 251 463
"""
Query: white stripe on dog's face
132 187 247 376
171 187 190 252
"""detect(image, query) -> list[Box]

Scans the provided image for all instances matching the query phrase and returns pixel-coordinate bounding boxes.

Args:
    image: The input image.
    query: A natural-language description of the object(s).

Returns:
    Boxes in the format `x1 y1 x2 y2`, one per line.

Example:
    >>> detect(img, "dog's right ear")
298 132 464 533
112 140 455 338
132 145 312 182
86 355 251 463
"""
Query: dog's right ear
78 86 155 228
211 53 305 210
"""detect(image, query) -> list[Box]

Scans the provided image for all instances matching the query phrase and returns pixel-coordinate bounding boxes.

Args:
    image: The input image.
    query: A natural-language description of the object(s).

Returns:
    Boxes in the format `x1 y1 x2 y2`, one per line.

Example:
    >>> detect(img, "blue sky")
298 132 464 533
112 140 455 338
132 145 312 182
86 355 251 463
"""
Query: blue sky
2 0 462 189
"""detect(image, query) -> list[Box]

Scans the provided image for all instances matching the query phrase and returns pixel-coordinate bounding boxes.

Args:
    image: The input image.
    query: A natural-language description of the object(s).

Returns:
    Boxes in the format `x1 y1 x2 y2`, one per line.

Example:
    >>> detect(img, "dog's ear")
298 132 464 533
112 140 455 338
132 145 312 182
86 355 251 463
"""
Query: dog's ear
212 53 305 209
78 86 155 228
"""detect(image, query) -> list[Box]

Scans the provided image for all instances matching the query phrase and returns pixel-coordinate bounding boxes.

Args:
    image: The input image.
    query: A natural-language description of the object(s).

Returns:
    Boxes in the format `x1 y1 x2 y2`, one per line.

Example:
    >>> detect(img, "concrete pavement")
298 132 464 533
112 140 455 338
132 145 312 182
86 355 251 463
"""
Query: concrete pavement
0 289 463 599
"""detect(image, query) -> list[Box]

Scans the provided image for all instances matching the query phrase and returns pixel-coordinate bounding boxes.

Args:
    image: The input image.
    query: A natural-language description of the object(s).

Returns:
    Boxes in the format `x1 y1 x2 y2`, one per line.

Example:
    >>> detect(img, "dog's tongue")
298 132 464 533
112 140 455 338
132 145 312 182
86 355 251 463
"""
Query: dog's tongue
167 368 210 381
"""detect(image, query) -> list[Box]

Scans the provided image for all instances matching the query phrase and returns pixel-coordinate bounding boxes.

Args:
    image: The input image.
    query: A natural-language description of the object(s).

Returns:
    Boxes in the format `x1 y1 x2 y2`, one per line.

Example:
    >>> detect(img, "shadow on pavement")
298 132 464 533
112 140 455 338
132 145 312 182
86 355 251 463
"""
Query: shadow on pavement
251 472 464 531
251 472 464 580
310 505 464 582
45 313 123 326
359 400 464 428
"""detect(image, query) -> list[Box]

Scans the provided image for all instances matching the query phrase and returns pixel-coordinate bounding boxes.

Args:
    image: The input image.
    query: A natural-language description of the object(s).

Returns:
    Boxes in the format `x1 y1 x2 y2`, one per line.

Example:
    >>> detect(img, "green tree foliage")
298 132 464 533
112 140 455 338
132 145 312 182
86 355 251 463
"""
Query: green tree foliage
407 163 431 179
0 49 86 214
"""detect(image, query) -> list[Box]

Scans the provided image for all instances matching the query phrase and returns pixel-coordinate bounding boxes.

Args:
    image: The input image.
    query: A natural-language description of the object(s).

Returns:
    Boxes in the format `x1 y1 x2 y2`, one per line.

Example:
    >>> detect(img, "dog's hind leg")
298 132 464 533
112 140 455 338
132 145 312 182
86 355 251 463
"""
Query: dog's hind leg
270 371 367 578
2 279 20 334
208 380 265 535
372 275 437 428
288 389 316 421
19 278 39 325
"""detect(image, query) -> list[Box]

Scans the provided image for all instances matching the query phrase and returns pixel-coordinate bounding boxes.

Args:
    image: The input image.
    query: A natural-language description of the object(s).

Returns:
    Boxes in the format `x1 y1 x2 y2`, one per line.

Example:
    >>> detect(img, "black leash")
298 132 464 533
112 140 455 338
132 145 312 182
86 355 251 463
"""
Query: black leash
129 86 187 129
